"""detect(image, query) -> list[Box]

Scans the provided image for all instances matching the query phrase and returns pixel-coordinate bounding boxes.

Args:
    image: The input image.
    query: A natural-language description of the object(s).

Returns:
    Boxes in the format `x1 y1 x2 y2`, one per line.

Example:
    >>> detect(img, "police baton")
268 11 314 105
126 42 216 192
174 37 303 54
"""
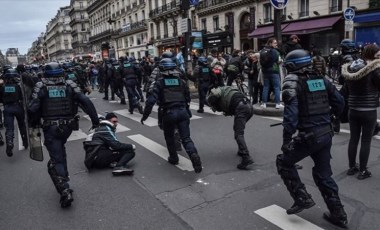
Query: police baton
270 122 283 127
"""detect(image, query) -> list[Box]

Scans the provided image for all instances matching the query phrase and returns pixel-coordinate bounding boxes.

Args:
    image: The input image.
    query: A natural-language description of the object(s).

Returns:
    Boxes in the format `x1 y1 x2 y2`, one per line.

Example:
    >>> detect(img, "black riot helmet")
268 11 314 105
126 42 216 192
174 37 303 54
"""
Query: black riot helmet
3 68 20 79
159 58 177 71
198 56 208 66
161 51 174 59
44 62 64 77
284 49 312 72
2 65 12 74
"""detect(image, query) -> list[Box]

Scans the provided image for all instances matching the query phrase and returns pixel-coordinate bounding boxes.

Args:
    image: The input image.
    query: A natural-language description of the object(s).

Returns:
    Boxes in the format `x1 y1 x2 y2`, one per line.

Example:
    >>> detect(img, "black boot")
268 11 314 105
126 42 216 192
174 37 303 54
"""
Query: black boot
0 134 4 146
286 187 315 214
60 188 74 208
189 153 202 173
237 155 254 170
21 133 28 149
167 155 179 165
0 122 3 129
323 206 348 228
6 143 14 157
120 98 126 104
137 103 143 114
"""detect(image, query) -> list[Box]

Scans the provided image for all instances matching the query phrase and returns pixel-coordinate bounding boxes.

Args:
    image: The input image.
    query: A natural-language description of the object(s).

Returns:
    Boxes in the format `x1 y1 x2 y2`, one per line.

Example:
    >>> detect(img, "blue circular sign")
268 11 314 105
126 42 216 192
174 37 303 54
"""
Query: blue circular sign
344 7 355 20
270 0 288 10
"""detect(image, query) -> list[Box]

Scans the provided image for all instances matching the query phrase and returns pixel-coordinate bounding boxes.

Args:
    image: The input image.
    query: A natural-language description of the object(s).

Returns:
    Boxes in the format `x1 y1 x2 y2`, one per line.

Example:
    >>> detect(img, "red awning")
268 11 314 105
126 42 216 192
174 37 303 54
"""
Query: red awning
282 16 341 35
248 24 289 39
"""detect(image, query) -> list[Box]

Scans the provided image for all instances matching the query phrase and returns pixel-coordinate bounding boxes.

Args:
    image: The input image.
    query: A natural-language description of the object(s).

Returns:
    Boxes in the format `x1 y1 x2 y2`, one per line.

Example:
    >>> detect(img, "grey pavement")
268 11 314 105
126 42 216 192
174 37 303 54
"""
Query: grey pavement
0 89 379 230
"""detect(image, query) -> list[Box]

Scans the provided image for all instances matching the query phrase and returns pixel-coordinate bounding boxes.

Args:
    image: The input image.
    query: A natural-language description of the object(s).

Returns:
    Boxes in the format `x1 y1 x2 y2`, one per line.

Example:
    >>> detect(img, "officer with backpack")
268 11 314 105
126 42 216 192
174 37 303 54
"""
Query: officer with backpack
260 37 283 109
226 50 243 86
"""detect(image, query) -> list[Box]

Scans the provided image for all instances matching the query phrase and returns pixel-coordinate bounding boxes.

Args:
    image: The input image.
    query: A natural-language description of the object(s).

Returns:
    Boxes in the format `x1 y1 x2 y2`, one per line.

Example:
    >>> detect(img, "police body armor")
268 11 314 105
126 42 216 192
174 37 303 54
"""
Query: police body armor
161 74 186 106
121 63 137 80
41 83 76 119
297 74 330 123
199 67 211 81
112 65 122 80
2 83 22 105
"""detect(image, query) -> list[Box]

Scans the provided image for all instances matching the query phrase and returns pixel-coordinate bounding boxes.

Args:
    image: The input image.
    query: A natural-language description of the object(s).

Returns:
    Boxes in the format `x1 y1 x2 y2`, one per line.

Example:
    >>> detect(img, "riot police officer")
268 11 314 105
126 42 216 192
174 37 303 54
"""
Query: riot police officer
120 58 143 114
110 59 126 104
0 68 28 156
28 62 99 208
207 86 254 169
103 59 115 100
140 58 202 173
276 50 347 228
193 56 224 113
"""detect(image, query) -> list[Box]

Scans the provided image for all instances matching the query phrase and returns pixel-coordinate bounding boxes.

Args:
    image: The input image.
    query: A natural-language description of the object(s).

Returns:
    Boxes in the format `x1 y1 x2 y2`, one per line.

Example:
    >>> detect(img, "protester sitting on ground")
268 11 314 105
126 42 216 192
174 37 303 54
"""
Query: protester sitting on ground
83 112 136 176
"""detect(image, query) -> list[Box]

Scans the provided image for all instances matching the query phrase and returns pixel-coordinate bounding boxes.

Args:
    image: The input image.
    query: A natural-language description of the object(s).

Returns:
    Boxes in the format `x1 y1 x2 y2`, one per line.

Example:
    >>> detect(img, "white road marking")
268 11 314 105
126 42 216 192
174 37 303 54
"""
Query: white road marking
109 100 121 103
114 109 158 127
83 114 130 133
255 204 324 230
151 106 202 120
67 129 88 141
127 134 194 172
189 102 223 115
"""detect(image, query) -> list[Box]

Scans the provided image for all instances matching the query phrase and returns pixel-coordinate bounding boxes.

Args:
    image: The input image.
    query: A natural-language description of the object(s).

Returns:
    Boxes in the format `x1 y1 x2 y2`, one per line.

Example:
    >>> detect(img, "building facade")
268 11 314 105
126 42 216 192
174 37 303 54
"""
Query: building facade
88 0 112 61
45 6 74 62
5 48 20 67
249 0 370 56
109 0 148 59
195 0 254 54
27 33 47 64
69 0 92 61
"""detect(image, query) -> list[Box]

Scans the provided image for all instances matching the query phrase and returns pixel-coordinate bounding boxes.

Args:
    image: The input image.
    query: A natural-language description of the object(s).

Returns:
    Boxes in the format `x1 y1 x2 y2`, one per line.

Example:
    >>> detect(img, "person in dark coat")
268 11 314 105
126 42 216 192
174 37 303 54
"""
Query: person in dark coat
283 34 302 56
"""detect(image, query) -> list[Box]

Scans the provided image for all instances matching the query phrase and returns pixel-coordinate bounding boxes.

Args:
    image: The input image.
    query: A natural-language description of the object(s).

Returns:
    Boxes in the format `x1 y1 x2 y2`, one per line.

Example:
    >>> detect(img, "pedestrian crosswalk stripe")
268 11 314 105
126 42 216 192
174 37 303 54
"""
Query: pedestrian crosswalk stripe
151 106 202 120
114 109 158 127
127 134 194 172
68 129 88 141
189 102 223 115
255 205 324 230
83 114 130 133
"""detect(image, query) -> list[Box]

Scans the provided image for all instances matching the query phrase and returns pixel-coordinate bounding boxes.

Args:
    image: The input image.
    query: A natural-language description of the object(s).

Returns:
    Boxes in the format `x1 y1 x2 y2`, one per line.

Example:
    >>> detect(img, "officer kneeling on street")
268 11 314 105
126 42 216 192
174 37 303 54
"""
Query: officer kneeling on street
207 85 254 169
276 50 348 228
0 68 28 156
83 112 136 176
140 58 202 173
28 62 99 208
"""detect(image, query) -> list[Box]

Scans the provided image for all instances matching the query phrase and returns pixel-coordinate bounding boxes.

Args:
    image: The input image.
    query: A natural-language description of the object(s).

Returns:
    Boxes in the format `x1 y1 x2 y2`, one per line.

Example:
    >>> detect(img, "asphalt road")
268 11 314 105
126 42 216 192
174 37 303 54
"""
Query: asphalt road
0 90 379 230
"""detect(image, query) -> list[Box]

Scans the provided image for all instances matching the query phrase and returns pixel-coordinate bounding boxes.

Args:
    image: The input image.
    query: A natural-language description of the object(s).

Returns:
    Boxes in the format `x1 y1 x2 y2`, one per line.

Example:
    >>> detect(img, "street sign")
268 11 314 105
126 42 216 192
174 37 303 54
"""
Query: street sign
345 20 354 31
270 0 288 10
180 18 189 34
343 7 355 20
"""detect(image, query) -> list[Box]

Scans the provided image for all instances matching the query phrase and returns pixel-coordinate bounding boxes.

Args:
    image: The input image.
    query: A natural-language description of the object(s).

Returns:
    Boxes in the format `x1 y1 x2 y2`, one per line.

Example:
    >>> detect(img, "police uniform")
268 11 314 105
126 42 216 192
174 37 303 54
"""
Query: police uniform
120 59 143 113
141 58 202 173
276 50 348 228
193 57 212 113
110 61 126 104
0 69 28 156
103 60 116 100
207 86 254 169
28 62 99 208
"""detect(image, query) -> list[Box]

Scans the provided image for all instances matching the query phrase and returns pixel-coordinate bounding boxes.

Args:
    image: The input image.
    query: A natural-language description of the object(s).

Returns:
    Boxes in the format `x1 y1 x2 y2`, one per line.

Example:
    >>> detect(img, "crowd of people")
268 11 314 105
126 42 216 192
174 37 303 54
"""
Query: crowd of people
0 35 380 229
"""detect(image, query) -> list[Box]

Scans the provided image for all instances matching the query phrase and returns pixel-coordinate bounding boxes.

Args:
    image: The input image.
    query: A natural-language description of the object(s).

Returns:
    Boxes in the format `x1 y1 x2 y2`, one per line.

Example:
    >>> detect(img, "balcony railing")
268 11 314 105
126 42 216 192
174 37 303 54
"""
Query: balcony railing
299 11 309 17
149 0 181 18
121 8 126 14
197 0 235 9
156 35 161 40
121 19 147 34
139 0 145 5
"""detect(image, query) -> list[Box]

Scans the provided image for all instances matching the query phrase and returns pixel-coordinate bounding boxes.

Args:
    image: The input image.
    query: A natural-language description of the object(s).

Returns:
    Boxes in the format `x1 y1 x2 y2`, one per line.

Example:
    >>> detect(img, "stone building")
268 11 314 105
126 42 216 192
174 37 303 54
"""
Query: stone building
45 6 74 61
69 0 92 61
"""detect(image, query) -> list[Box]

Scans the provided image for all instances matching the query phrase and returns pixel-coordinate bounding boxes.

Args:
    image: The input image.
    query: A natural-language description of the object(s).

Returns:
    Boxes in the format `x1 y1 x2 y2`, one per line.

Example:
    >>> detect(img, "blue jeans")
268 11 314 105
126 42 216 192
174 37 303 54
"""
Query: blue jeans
91 75 98 89
4 104 27 145
262 73 281 104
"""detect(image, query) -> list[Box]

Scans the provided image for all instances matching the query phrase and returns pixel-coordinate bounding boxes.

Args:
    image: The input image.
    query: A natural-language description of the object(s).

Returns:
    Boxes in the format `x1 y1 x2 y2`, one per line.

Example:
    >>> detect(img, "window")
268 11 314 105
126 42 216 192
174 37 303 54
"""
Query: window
65 44 69 50
201 18 207 31
330 0 342 12
80 2 84 9
163 20 168 38
80 13 85 19
156 22 161 38
81 23 86 31
142 10 145 20
263 3 272 23
299 0 309 17
213 16 219 32
135 13 138 22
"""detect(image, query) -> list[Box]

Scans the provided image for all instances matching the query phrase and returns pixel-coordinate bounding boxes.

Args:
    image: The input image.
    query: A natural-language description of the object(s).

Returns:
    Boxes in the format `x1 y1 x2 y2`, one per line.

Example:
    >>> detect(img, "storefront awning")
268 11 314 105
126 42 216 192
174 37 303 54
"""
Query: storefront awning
248 24 289 39
282 16 341 35
354 12 380 23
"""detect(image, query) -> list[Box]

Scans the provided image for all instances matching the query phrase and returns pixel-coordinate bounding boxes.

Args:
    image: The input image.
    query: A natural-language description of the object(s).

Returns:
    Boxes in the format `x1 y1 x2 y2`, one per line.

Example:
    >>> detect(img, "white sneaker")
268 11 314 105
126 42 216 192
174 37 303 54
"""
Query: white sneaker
260 103 267 108
276 104 284 109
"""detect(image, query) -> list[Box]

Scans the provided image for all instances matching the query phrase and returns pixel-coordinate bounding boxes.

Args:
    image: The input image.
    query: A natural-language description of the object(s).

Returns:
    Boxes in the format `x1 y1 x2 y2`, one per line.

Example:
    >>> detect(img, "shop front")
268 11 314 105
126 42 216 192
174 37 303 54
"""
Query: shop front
203 31 234 54
353 11 380 47
249 15 344 56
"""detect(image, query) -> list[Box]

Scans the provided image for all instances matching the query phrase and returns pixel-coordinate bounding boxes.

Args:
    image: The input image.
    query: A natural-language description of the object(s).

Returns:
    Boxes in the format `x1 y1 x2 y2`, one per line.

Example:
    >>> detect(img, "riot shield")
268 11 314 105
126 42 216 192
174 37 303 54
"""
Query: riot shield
29 126 43 161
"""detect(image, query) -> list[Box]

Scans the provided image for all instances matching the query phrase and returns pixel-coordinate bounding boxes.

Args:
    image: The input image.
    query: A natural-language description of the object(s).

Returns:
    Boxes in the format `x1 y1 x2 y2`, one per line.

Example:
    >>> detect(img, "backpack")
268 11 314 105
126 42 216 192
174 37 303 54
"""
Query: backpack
259 47 273 67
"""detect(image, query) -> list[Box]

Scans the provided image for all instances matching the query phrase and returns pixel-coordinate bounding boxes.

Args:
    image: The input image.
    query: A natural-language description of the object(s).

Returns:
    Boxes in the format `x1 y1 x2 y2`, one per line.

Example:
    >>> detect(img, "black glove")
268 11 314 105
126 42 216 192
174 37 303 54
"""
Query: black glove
140 116 148 125
281 141 293 154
